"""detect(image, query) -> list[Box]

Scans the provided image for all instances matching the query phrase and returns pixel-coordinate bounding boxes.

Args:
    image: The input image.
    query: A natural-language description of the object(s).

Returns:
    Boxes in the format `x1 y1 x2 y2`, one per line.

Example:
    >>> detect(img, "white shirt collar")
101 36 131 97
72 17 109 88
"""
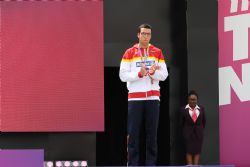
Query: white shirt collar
185 104 200 110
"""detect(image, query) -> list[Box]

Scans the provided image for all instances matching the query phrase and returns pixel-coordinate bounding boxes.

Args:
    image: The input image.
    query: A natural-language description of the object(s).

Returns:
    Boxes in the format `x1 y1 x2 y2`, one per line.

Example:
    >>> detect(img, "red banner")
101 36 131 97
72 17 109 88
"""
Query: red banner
0 1 104 132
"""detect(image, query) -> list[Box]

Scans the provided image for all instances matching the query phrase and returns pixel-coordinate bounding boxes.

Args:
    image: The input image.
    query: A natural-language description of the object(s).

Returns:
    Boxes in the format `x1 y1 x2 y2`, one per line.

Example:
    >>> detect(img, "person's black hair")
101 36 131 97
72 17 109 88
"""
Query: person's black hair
137 24 152 33
188 90 199 99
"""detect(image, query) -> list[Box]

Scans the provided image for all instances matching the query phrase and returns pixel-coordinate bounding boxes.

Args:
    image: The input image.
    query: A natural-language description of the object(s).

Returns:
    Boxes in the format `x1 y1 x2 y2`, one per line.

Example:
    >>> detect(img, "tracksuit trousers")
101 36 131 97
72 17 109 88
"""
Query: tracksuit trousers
127 100 160 166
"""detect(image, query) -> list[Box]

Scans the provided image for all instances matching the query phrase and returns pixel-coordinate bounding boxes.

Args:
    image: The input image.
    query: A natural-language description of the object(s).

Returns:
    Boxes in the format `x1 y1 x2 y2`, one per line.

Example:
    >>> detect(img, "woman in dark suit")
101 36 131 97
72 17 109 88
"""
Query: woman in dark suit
180 90 206 165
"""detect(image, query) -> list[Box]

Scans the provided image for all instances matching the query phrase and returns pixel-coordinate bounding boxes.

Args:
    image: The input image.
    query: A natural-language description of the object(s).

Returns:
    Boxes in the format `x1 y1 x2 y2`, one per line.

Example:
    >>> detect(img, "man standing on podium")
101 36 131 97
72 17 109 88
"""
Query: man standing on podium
119 23 168 166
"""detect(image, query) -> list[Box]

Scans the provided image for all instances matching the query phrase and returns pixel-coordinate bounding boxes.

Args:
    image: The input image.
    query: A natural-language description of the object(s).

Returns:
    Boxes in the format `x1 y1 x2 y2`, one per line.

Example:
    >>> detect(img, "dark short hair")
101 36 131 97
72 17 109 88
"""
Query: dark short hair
188 90 198 99
137 24 152 33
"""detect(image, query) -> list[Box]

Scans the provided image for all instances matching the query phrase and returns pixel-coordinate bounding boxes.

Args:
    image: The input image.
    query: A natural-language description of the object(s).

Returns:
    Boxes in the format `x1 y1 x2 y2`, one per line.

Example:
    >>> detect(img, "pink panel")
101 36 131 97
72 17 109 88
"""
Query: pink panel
0 1 104 131
219 0 250 166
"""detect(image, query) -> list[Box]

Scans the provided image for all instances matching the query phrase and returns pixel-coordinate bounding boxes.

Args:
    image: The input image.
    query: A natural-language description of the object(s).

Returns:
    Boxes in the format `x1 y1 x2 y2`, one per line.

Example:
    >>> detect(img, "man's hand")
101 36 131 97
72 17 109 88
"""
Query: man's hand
140 64 147 76
138 64 147 78
149 64 160 75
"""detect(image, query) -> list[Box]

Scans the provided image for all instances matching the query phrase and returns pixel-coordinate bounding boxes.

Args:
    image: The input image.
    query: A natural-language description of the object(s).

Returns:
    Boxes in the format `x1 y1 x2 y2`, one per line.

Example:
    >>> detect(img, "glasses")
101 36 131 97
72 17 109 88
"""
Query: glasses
140 32 151 37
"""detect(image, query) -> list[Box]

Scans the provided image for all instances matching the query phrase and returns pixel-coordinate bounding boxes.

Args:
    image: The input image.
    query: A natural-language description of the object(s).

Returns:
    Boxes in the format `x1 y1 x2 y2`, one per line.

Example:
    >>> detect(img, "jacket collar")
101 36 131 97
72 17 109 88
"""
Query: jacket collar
133 43 153 49
185 104 200 110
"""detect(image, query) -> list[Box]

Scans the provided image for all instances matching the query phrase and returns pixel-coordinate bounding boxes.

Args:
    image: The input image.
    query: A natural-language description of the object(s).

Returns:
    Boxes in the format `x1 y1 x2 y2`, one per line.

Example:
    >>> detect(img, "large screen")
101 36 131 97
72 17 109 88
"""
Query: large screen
0 1 104 132
219 0 250 166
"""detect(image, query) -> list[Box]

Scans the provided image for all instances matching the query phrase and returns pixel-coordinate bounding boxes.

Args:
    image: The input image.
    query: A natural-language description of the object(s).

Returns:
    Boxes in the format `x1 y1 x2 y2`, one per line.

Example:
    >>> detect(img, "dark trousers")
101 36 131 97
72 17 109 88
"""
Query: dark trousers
127 100 160 166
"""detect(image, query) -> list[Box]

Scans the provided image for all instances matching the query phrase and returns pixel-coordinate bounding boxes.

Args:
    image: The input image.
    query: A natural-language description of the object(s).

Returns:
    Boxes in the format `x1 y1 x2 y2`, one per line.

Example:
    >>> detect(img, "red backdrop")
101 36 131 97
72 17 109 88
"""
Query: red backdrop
0 1 104 132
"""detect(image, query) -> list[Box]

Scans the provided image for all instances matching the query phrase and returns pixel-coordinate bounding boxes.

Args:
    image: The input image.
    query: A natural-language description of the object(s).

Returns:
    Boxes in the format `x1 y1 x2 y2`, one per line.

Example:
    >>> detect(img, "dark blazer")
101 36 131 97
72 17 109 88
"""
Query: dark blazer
180 105 206 141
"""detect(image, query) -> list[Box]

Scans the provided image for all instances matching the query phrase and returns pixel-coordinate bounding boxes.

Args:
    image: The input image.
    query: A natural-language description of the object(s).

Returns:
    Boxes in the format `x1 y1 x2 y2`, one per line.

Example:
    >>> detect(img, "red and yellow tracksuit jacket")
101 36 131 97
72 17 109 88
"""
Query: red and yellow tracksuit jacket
119 43 168 101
